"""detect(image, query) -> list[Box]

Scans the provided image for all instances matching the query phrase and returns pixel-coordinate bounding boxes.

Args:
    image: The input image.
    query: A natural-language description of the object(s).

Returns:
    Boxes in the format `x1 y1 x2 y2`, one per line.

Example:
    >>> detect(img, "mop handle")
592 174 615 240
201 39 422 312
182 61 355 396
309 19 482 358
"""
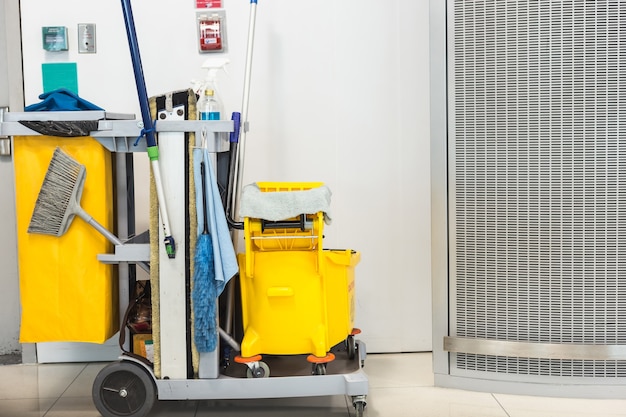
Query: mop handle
240 0 257 131
120 0 176 258
231 0 258 225
120 0 157 148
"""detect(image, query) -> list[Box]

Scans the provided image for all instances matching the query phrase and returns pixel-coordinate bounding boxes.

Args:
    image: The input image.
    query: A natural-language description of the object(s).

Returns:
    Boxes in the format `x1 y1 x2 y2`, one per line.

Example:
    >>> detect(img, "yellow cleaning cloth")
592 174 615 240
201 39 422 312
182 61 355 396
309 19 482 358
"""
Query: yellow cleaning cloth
15 137 118 343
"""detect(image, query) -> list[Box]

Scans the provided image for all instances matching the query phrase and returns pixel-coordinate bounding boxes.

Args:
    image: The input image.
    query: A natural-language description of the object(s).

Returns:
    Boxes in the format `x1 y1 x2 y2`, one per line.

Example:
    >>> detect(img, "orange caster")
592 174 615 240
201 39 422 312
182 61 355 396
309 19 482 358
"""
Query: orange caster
235 355 269 378
307 353 335 375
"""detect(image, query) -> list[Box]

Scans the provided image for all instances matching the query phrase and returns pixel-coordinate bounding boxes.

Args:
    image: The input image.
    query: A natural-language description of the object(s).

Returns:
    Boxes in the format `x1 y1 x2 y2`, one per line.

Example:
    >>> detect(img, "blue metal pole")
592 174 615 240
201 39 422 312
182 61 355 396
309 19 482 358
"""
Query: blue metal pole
120 0 176 258
120 0 157 147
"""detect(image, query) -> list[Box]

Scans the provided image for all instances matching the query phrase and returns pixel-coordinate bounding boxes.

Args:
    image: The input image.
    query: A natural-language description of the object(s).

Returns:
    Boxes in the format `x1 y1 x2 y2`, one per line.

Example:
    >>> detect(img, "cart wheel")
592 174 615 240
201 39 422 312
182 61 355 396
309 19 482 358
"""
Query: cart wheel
346 335 356 360
312 363 327 375
92 361 156 417
354 400 366 417
246 361 270 378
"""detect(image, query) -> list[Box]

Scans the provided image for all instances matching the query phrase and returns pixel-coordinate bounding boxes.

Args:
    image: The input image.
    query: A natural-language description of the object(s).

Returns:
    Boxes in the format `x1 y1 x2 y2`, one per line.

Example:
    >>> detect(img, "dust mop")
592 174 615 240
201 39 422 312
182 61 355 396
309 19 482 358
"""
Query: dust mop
28 147 149 273
193 161 217 353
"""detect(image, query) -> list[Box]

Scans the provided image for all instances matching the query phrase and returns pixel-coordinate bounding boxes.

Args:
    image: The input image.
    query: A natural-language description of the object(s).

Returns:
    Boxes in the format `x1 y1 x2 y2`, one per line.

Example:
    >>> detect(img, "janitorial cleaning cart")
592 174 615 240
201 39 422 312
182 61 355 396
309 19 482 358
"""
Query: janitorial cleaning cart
3 0 368 416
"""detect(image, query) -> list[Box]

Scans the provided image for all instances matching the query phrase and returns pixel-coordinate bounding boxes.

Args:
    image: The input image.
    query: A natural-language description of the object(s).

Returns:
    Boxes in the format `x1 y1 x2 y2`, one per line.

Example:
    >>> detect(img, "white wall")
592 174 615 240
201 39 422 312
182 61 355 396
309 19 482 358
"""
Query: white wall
20 0 431 353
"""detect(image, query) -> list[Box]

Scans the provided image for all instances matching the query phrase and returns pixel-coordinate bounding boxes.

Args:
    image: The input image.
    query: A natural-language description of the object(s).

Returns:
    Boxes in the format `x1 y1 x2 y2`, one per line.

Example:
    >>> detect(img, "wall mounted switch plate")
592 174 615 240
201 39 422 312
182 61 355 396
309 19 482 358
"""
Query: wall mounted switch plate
78 23 96 53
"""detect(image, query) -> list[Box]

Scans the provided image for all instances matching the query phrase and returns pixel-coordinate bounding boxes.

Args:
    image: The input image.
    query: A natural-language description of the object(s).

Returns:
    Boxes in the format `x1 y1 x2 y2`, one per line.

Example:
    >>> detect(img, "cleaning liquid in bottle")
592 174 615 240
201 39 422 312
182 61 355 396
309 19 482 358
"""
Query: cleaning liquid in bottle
197 88 221 120
194 58 229 121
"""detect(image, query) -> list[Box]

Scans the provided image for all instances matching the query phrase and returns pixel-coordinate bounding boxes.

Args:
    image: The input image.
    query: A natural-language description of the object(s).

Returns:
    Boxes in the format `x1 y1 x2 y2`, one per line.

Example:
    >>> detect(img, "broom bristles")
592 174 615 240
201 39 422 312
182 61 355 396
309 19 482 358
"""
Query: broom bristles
28 147 86 237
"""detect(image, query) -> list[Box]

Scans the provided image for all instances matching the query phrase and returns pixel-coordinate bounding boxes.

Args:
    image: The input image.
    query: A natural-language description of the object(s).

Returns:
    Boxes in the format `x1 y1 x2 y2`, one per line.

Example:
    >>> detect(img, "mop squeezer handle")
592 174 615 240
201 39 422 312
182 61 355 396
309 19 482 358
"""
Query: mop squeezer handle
260 215 310 232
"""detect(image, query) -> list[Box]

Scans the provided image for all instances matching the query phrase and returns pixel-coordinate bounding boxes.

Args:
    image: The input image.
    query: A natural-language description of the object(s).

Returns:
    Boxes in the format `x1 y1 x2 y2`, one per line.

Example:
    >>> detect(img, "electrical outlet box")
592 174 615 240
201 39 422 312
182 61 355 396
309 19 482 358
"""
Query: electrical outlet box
78 23 96 53
42 26 68 52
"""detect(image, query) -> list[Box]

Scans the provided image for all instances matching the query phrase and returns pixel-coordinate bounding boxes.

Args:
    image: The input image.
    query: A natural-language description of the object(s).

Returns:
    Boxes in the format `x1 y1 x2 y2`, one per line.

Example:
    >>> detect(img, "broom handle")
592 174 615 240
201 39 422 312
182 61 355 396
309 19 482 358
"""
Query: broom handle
120 0 155 148
121 0 176 259
218 327 240 351
150 158 175 254
76 206 150 273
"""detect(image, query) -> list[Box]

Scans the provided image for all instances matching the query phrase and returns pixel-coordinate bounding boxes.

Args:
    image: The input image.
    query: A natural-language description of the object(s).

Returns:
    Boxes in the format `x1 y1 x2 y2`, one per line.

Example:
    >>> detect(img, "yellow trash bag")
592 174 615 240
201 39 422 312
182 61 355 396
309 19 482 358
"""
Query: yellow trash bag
14 137 118 343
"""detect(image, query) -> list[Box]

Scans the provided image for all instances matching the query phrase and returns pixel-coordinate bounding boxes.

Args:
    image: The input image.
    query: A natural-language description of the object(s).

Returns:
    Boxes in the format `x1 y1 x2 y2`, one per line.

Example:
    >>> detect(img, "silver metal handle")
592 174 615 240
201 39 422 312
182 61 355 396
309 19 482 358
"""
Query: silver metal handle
444 336 626 360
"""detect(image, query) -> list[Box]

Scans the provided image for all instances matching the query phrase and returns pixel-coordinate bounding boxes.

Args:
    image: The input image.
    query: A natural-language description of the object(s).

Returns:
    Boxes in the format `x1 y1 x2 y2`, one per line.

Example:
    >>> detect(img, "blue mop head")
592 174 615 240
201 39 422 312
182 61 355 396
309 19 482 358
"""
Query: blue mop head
192 233 217 352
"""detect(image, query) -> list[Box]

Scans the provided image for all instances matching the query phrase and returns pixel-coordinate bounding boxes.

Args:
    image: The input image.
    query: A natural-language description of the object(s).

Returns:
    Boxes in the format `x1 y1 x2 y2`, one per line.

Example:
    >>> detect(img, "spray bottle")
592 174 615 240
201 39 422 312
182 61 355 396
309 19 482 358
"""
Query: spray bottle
196 58 230 121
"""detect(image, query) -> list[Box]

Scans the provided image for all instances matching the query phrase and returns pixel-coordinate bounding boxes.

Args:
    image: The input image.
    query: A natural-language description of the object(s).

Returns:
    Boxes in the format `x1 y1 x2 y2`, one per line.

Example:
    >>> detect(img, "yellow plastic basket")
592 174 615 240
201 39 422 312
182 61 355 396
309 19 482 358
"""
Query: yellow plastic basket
243 182 325 278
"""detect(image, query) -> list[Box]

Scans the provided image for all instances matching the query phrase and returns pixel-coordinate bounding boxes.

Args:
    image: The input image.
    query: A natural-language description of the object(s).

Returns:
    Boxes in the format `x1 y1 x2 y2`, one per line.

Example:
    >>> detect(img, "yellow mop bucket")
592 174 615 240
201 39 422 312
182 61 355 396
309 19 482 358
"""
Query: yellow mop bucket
237 181 360 358
237 248 360 358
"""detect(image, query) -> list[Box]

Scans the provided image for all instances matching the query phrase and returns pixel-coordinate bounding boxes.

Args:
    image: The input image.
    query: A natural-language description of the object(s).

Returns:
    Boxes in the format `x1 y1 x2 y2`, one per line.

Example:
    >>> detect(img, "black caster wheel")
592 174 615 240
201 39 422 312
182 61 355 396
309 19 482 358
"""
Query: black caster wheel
246 361 270 378
312 363 327 375
92 361 156 417
354 400 366 417
346 335 357 360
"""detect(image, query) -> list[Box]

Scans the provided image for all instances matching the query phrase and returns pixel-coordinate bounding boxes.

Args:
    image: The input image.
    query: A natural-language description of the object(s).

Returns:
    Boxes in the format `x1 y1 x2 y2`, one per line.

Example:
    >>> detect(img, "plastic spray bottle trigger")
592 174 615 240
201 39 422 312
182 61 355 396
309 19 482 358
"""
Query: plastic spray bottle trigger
198 89 221 120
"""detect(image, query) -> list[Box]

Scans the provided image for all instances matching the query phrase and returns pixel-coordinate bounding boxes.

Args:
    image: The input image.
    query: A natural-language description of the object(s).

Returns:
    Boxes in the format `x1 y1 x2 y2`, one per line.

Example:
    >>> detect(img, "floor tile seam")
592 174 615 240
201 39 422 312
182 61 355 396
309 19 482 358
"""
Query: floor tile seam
51 363 89 404
59 362 90 397
367 383 436 389
0 397 57 401
343 394 352 416
0 397 57 404
42 363 89 417
41 397 57 416
491 392 512 417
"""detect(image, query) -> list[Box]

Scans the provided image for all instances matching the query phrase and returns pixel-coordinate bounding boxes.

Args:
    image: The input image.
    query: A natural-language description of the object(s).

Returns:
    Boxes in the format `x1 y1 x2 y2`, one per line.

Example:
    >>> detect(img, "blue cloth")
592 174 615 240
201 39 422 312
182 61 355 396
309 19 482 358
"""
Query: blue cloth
24 88 104 112
192 147 238 352
193 147 239 294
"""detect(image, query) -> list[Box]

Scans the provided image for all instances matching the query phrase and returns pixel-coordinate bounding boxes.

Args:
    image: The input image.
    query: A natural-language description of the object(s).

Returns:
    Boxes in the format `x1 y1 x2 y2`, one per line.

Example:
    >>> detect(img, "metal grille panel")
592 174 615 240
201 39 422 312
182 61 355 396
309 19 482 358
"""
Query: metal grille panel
451 0 626 377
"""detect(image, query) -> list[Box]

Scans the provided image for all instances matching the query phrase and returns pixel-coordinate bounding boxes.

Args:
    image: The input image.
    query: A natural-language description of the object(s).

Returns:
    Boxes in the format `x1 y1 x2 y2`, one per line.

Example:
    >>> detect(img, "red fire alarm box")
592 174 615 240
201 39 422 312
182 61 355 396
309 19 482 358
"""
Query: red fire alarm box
197 11 227 53
196 0 222 8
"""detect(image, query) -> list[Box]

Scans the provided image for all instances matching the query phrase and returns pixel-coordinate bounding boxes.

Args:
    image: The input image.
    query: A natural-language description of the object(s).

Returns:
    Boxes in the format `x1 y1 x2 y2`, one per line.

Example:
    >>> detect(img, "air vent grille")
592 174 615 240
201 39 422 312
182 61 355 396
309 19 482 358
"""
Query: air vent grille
452 0 626 377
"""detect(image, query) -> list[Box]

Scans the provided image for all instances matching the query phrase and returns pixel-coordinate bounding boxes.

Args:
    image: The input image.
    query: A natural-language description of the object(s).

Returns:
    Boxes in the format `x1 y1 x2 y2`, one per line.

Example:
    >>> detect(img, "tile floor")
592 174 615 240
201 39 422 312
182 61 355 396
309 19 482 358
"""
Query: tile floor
2 352 626 416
